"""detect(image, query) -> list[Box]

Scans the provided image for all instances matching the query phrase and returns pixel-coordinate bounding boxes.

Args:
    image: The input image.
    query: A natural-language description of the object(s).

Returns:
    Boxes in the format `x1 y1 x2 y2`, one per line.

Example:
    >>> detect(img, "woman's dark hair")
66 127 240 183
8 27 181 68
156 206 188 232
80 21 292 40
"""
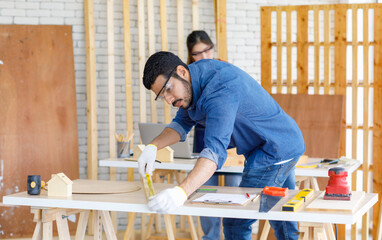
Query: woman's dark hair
186 30 214 64
143 51 188 90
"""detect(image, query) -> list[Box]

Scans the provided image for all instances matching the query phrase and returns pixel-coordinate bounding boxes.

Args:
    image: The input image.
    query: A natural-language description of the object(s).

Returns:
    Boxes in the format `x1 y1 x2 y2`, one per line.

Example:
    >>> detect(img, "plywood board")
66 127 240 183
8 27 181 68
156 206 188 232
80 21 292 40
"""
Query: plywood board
272 94 344 158
306 191 365 213
0 25 79 238
72 179 141 194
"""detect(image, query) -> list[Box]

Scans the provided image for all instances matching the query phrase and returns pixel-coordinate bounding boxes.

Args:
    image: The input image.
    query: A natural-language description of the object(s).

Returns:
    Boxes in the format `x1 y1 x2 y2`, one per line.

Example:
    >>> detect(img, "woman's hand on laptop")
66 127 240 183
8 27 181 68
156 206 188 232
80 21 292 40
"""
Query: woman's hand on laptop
138 144 158 176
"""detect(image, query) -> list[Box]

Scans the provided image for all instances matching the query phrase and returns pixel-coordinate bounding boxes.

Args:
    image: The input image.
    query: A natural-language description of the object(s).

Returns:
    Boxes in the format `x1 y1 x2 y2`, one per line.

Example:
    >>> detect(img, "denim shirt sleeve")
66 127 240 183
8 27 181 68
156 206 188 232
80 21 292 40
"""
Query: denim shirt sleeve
168 108 196 142
201 86 239 169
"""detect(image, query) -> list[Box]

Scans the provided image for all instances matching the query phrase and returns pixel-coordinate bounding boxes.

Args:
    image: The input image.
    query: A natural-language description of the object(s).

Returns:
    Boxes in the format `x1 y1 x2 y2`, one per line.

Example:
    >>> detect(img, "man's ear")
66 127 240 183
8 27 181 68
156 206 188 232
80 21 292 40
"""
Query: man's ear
176 65 189 80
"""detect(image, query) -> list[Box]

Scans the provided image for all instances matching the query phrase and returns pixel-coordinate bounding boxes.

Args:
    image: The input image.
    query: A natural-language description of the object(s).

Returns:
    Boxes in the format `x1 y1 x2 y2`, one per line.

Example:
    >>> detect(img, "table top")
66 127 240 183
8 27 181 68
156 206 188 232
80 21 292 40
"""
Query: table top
99 157 361 177
3 179 376 225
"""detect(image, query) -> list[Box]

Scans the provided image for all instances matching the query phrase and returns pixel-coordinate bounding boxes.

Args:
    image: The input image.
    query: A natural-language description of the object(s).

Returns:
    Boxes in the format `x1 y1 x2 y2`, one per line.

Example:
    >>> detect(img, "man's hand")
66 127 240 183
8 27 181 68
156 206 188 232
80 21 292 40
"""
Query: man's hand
138 144 157 176
148 186 188 213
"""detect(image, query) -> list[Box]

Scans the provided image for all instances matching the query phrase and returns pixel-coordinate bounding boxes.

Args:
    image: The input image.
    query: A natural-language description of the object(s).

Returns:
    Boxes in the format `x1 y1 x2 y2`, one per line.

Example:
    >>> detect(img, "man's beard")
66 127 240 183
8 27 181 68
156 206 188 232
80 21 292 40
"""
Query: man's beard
173 75 193 109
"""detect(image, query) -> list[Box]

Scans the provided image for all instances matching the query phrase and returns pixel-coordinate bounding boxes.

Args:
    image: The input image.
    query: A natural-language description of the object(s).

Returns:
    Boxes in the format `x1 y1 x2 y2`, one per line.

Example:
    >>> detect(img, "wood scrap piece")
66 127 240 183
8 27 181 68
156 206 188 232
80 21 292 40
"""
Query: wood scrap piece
72 179 140 194
306 191 365 213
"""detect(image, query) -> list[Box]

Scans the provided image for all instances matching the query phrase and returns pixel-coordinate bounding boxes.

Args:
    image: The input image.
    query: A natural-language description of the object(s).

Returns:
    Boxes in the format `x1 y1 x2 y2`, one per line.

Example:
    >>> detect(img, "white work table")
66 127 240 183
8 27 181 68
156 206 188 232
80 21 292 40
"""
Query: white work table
99 157 361 177
2 180 377 224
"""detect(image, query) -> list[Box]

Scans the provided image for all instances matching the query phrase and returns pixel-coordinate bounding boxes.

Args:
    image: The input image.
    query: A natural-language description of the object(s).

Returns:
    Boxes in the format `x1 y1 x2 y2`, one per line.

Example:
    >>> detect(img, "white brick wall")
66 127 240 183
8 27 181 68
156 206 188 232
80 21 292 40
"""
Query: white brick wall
1 0 372 230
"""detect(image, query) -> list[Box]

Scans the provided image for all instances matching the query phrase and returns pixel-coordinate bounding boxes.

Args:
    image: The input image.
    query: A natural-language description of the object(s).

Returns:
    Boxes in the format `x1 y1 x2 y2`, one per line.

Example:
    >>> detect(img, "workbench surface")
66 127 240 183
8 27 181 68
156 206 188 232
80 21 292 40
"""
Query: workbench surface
3 179 376 225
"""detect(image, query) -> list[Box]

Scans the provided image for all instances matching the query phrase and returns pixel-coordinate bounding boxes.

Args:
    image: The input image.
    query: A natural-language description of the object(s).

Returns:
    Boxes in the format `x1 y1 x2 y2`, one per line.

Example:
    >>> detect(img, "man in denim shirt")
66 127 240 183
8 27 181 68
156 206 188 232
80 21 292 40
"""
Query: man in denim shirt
138 51 305 240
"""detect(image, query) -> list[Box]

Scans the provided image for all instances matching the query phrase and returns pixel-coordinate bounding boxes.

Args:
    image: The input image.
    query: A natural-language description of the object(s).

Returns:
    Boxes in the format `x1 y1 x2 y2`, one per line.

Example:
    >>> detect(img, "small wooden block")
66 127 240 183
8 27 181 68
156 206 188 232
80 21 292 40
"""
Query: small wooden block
223 148 245 167
306 191 365 212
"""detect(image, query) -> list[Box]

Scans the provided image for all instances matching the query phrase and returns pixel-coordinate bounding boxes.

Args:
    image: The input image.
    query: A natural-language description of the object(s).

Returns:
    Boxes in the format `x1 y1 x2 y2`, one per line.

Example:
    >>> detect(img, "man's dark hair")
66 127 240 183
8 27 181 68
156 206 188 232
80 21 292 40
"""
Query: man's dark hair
143 51 189 90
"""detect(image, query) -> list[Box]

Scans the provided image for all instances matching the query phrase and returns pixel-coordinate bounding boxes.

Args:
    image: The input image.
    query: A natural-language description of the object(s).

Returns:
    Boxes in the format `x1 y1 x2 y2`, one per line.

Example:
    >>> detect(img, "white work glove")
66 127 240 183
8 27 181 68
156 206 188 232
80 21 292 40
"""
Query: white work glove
148 186 188 213
138 144 157 176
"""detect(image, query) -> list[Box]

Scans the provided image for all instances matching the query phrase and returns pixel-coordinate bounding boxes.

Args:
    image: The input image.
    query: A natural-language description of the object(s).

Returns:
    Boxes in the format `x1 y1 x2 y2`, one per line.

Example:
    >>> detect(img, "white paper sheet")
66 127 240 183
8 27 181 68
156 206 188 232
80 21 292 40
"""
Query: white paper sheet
192 193 257 205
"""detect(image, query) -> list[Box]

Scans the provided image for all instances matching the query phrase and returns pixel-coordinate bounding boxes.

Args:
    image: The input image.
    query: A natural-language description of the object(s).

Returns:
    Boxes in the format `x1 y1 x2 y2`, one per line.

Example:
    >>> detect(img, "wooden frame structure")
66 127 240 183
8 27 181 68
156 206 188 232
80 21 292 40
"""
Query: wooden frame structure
83 0 224 237
261 4 382 240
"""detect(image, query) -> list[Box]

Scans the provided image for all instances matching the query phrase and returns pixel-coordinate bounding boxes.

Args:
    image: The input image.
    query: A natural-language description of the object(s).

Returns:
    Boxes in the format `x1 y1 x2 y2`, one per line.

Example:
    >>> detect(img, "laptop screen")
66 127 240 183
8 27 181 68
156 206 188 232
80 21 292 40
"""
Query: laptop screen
138 122 198 159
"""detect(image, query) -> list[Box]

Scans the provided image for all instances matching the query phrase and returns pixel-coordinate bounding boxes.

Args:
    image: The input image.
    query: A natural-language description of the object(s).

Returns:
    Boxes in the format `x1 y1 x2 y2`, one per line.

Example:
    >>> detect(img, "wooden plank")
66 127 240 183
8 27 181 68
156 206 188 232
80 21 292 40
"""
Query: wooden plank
296 6 309 94
147 0 157 123
324 6 330 94
84 0 98 181
260 7 272 93
107 0 117 229
138 0 146 123
160 0 172 123
314 6 320 94
0 25 79 237
351 6 358 239
334 4 347 158
306 191 365 213
373 5 382 239
177 0 184 61
214 0 228 61
286 7 292 94
362 6 370 240
122 0 135 182
192 0 199 30
72 179 141 194
276 7 282 93
107 0 117 178
272 94 344 158
334 6 347 239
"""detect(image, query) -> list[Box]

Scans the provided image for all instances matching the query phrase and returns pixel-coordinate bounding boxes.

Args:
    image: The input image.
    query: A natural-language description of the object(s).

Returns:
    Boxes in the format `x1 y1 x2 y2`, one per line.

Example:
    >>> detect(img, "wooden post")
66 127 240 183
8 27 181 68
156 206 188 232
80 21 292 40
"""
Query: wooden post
276 7 282 93
84 0 97 181
373 4 382 239
334 5 347 240
313 6 319 94
286 7 292 94
192 0 199 30
177 0 184 61
107 0 116 178
296 6 308 94
214 0 227 61
260 7 272 93
147 0 157 123
122 0 135 182
138 0 146 123
323 6 330 94
350 6 358 239
160 0 172 123
362 6 370 240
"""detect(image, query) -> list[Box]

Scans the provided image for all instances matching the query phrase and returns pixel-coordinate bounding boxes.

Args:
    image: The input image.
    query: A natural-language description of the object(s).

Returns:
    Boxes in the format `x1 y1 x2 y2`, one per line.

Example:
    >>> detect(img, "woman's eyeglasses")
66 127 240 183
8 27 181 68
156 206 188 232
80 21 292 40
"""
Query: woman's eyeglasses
191 46 213 57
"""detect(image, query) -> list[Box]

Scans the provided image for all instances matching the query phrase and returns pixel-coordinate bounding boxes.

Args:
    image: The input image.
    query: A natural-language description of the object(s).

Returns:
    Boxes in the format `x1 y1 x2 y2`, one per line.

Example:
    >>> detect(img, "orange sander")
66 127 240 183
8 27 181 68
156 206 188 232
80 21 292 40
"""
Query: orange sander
324 167 351 201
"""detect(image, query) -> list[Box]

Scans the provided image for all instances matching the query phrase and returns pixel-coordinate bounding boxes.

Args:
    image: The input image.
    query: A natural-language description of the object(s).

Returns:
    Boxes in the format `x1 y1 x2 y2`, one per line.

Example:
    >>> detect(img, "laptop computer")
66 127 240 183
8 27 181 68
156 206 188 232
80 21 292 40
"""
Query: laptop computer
138 122 198 159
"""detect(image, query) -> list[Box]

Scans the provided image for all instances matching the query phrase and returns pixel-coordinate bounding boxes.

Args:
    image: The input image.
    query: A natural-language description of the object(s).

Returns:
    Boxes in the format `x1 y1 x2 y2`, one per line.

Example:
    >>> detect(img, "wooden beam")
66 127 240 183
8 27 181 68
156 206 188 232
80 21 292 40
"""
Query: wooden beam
192 0 199 30
177 0 184 61
122 0 134 181
373 4 382 240
147 0 157 123
107 0 116 176
214 0 227 61
138 0 146 123
276 7 282 93
362 6 370 240
286 7 292 94
160 0 172 123
260 7 272 93
84 0 98 181
334 5 347 239
296 6 308 94
313 6 319 94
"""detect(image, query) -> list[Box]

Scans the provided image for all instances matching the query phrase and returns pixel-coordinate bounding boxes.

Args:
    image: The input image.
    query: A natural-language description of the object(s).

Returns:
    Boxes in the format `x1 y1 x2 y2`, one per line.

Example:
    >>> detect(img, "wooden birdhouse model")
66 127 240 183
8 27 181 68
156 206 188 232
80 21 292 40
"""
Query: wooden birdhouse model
133 144 174 162
47 173 73 197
